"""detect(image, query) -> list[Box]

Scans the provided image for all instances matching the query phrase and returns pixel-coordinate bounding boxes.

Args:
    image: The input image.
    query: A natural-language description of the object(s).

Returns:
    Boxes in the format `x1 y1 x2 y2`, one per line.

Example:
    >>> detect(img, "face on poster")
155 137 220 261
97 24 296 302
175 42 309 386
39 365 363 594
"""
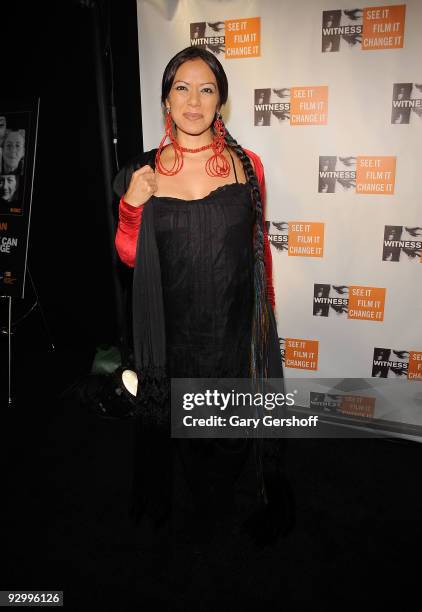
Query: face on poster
0 111 30 216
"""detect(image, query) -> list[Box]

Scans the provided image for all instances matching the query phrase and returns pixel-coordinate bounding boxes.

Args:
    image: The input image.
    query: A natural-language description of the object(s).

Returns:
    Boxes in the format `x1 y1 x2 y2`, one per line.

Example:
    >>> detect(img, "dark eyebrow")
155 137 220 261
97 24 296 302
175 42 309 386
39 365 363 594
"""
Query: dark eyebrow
173 80 216 87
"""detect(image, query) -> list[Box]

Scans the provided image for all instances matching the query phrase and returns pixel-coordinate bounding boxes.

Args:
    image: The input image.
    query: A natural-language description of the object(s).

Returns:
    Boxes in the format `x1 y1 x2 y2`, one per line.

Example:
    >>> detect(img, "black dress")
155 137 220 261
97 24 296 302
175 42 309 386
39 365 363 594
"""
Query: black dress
125 153 288 534
154 180 254 379
131 164 267 525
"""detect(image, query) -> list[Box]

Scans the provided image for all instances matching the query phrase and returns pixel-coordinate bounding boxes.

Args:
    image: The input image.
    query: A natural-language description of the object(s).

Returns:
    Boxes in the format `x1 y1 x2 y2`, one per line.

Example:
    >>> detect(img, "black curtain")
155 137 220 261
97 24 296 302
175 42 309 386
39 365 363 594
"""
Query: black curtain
0 0 142 363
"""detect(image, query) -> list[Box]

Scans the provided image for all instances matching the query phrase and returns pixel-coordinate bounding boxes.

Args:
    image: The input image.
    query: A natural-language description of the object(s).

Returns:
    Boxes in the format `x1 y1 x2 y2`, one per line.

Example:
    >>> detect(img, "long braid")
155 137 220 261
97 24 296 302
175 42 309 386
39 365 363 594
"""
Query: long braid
224 130 270 381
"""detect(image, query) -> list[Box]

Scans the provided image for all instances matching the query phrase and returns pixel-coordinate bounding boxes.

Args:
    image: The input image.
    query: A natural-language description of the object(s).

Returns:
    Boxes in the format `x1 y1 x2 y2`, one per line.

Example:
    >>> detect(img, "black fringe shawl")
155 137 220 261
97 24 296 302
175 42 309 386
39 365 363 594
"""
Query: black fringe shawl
113 149 169 423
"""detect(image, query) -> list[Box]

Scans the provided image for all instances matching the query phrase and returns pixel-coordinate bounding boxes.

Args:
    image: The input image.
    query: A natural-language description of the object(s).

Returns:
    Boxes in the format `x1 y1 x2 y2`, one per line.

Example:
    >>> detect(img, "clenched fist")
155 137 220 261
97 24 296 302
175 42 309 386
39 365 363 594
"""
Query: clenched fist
123 165 157 207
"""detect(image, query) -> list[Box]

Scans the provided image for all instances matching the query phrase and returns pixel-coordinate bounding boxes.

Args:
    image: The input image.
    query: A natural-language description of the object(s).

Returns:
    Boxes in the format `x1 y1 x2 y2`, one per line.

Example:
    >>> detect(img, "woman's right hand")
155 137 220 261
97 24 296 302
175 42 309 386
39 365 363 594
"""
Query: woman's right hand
123 165 157 207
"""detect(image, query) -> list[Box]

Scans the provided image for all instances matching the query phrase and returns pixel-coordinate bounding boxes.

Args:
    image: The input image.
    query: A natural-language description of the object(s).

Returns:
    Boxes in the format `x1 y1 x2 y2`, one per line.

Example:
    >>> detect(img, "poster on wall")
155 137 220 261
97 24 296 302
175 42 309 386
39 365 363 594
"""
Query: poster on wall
136 0 422 440
0 98 40 298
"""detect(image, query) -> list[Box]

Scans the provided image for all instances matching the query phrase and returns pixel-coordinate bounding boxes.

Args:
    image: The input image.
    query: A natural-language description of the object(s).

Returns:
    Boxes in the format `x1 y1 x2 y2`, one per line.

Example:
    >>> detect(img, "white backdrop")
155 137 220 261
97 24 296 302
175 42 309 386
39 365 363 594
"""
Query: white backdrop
135 0 422 433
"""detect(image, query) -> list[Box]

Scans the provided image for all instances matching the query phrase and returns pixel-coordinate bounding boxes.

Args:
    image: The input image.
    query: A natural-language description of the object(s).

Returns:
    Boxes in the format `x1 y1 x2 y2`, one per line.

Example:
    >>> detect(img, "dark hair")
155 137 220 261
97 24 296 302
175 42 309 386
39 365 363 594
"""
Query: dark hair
161 46 228 107
224 130 271 380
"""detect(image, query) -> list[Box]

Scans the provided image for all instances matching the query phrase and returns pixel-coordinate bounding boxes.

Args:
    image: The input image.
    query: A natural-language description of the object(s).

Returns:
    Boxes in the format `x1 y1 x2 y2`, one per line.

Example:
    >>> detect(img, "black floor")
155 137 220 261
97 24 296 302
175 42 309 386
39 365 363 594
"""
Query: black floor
2 338 421 609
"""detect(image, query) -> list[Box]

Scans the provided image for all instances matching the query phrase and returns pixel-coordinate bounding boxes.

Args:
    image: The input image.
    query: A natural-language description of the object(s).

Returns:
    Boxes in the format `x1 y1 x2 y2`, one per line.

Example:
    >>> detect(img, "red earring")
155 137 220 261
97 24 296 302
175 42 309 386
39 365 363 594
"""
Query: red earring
206 112 230 178
155 108 184 175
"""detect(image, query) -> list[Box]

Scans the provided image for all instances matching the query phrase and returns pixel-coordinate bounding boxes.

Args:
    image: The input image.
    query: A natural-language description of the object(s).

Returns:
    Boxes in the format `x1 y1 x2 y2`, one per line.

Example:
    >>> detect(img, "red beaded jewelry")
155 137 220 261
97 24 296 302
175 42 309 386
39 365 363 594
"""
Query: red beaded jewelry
206 113 230 178
179 143 213 153
155 109 184 176
155 109 231 178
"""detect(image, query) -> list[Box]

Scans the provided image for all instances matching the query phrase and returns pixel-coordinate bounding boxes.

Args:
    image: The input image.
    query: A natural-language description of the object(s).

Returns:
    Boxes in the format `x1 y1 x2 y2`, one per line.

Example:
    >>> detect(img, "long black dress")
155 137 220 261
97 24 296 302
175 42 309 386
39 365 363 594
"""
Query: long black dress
131 164 269 523
118 152 287 536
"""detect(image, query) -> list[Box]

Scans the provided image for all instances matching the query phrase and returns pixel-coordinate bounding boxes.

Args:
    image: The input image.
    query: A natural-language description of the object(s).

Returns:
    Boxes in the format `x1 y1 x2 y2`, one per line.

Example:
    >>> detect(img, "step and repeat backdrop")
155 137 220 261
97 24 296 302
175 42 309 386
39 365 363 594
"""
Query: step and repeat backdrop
136 0 421 438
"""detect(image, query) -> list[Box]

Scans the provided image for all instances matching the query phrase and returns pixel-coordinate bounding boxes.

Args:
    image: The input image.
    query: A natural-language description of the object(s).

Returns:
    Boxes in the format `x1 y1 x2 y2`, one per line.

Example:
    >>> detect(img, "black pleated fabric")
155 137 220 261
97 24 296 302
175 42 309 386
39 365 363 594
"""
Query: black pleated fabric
132 197 169 414
131 182 258 524
153 182 255 380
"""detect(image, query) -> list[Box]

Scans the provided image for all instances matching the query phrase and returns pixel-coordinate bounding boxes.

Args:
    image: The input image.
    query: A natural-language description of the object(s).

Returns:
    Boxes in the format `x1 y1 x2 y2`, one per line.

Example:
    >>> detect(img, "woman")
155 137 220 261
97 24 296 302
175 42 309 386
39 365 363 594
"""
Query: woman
113 47 291 544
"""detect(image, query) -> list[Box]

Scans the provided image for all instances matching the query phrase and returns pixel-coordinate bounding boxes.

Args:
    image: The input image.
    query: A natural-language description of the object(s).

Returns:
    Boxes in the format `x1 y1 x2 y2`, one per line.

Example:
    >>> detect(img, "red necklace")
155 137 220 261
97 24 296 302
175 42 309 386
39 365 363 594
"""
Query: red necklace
155 113 230 177
179 143 213 153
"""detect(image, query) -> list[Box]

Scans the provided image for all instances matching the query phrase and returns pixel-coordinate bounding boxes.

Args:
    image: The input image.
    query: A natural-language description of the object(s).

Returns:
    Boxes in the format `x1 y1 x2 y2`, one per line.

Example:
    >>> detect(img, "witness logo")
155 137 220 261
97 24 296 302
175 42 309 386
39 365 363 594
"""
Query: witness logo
190 17 260 58
190 22 225 54
280 338 319 371
322 5 406 52
319 156 396 194
318 156 356 193
255 86 328 126
372 347 409 378
313 284 386 321
254 89 290 126
322 9 363 52
310 392 375 418
373 348 422 379
313 284 349 317
391 83 422 124
382 226 422 263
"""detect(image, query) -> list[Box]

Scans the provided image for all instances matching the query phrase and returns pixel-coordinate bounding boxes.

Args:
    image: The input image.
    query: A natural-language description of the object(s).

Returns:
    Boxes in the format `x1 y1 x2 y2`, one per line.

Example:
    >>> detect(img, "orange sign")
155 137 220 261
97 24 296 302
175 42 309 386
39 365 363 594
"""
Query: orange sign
284 338 319 370
362 4 406 50
356 156 396 194
225 17 260 58
288 222 324 257
340 395 375 418
348 286 386 321
290 86 328 125
408 351 422 380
